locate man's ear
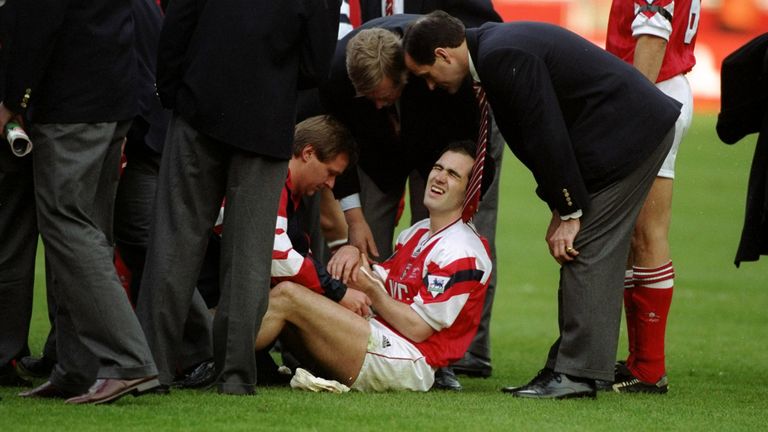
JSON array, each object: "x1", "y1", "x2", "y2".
[
  {"x1": 435, "y1": 47, "x2": 450, "y2": 63},
  {"x1": 301, "y1": 144, "x2": 315, "y2": 162}
]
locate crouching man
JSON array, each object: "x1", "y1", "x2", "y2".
[{"x1": 254, "y1": 141, "x2": 493, "y2": 391}]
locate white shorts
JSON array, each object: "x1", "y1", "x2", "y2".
[
  {"x1": 656, "y1": 74, "x2": 693, "y2": 179},
  {"x1": 351, "y1": 319, "x2": 435, "y2": 392}
]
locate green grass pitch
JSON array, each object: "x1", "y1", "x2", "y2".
[{"x1": 1, "y1": 114, "x2": 766, "y2": 431}]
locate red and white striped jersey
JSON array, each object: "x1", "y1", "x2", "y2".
[
  {"x1": 606, "y1": 0, "x2": 700, "y2": 83},
  {"x1": 371, "y1": 218, "x2": 492, "y2": 368},
  {"x1": 270, "y1": 171, "x2": 347, "y2": 301}
]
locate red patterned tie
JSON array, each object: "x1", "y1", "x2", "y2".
[
  {"x1": 348, "y1": 0, "x2": 362, "y2": 27},
  {"x1": 385, "y1": 0, "x2": 394, "y2": 16},
  {"x1": 461, "y1": 83, "x2": 489, "y2": 222}
]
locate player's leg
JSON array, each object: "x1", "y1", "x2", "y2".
[
  {"x1": 255, "y1": 282, "x2": 370, "y2": 385},
  {"x1": 623, "y1": 177, "x2": 674, "y2": 387},
  {"x1": 619, "y1": 75, "x2": 691, "y2": 391}
]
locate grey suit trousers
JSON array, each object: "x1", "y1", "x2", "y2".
[
  {"x1": 136, "y1": 114, "x2": 286, "y2": 394},
  {"x1": 545, "y1": 127, "x2": 676, "y2": 381},
  {"x1": 0, "y1": 145, "x2": 37, "y2": 367},
  {"x1": 32, "y1": 121, "x2": 157, "y2": 393}
]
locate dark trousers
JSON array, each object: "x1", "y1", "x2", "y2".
[
  {"x1": 32, "y1": 121, "x2": 157, "y2": 393},
  {"x1": 136, "y1": 114, "x2": 287, "y2": 394},
  {"x1": 116, "y1": 138, "x2": 214, "y2": 372},
  {"x1": 0, "y1": 145, "x2": 37, "y2": 367}
]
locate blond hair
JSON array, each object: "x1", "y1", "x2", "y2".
[{"x1": 346, "y1": 28, "x2": 408, "y2": 95}]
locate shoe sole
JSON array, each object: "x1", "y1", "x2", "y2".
[
  {"x1": 511, "y1": 390, "x2": 597, "y2": 400},
  {"x1": 452, "y1": 368, "x2": 492, "y2": 378},
  {"x1": 70, "y1": 378, "x2": 162, "y2": 405}
]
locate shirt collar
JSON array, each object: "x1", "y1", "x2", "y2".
[{"x1": 468, "y1": 50, "x2": 481, "y2": 84}]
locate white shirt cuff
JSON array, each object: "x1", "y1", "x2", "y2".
[
  {"x1": 559, "y1": 209, "x2": 583, "y2": 221},
  {"x1": 339, "y1": 193, "x2": 362, "y2": 212}
]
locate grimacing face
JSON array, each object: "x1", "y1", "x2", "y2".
[
  {"x1": 405, "y1": 52, "x2": 464, "y2": 94},
  {"x1": 423, "y1": 149, "x2": 474, "y2": 214}
]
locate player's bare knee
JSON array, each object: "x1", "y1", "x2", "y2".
[{"x1": 271, "y1": 281, "x2": 306, "y2": 307}]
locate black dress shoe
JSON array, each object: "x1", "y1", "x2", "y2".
[
  {"x1": 432, "y1": 367, "x2": 462, "y2": 391},
  {"x1": 19, "y1": 381, "x2": 78, "y2": 399},
  {"x1": 256, "y1": 349, "x2": 292, "y2": 386},
  {"x1": 0, "y1": 363, "x2": 32, "y2": 387},
  {"x1": 451, "y1": 353, "x2": 492, "y2": 378},
  {"x1": 501, "y1": 367, "x2": 555, "y2": 393},
  {"x1": 503, "y1": 371, "x2": 596, "y2": 400},
  {"x1": 174, "y1": 360, "x2": 216, "y2": 389},
  {"x1": 17, "y1": 355, "x2": 55, "y2": 379}
]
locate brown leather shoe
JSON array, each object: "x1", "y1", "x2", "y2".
[
  {"x1": 18, "y1": 381, "x2": 78, "y2": 399},
  {"x1": 65, "y1": 376, "x2": 160, "y2": 405}
]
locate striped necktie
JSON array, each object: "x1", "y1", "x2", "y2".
[{"x1": 461, "y1": 82, "x2": 489, "y2": 222}]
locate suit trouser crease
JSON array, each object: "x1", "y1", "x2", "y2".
[
  {"x1": 544, "y1": 127, "x2": 676, "y2": 381},
  {"x1": 31, "y1": 122, "x2": 157, "y2": 391},
  {"x1": 137, "y1": 114, "x2": 286, "y2": 392}
]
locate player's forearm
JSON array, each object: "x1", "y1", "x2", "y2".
[
  {"x1": 633, "y1": 34, "x2": 667, "y2": 83},
  {"x1": 369, "y1": 289, "x2": 434, "y2": 343}
]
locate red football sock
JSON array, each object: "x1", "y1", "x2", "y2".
[
  {"x1": 630, "y1": 261, "x2": 674, "y2": 383},
  {"x1": 623, "y1": 270, "x2": 636, "y2": 369}
]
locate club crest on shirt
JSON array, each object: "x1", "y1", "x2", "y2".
[{"x1": 427, "y1": 275, "x2": 450, "y2": 297}]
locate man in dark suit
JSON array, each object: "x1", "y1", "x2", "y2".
[
  {"x1": 0, "y1": 1, "x2": 160, "y2": 404},
  {"x1": 135, "y1": 0, "x2": 340, "y2": 395},
  {"x1": 0, "y1": 0, "x2": 35, "y2": 389},
  {"x1": 404, "y1": 12, "x2": 681, "y2": 399}
]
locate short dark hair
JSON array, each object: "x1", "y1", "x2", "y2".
[
  {"x1": 293, "y1": 115, "x2": 357, "y2": 165},
  {"x1": 441, "y1": 140, "x2": 496, "y2": 199},
  {"x1": 403, "y1": 10, "x2": 466, "y2": 66}
]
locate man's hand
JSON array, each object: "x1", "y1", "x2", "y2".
[
  {"x1": 546, "y1": 211, "x2": 581, "y2": 265},
  {"x1": 338, "y1": 288, "x2": 372, "y2": 317},
  {"x1": 348, "y1": 253, "x2": 386, "y2": 297},
  {"x1": 344, "y1": 207, "x2": 380, "y2": 259},
  {"x1": 328, "y1": 244, "x2": 361, "y2": 284}
]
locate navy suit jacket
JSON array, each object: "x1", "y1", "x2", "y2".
[
  {"x1": 157, "y1": 0, "x2": 340, "y2": 158},
  {"x1": 320, "y1": 14, "x2": 479, "y2": 197},
  {"x1": 3, "y1": 0, "x2": 137, "y2": 124},
  {"x1": 360, "y1": 0, "x2": 501, "y2": 27},
  {"x1": 717, "y1": 33, "x2": 768, "y2": 265},
  {"x1": 131, "y1": 0, "x2": 170, "y2": 154},
  {"x1": 467, "y1": 22, "x2": 681, "y2": 215}
]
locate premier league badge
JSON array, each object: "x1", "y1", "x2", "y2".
[{"x1": 427, "y1": 275, "x2": 450, "y2": 297}]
